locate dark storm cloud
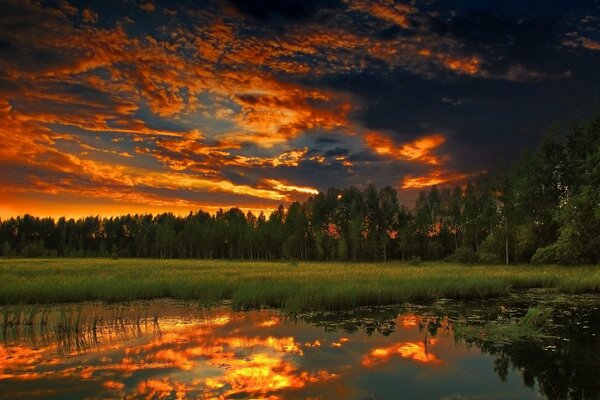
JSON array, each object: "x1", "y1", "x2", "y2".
[{"x1": 429, "y1": 11, "x2": 566, "y2": 77}]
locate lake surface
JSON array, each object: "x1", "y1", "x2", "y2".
[{"x1": 1, "y1": 290, "x2": 599, "y2": 399}]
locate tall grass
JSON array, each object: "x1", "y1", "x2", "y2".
[{"x1": 1, "y1": 259, "x2": 599, "y2": 312}]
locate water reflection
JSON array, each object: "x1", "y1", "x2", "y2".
[
  {"x1": 1, "y1": 296, "x2": 599, "y2": 399},
  {"x1": 466, "y1": 305, "x2": 600, "y2": 400},
  {"x1": 361, "y1": 338, "x2": 441, "y2": 367}
]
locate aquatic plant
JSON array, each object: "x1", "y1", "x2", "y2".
[{"x1": 454, "y1": 307, "x2": 553, "y2": 344}]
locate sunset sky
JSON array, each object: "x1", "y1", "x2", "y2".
[{"x1": 1, "y1": 0, "x2": 600, "y2": 218}]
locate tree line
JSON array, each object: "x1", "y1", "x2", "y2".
[{"x1": 2, "y1": 114, "x2": 599, "y2": 264}]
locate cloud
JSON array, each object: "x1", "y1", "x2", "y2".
[
  {"x1": 82, "y1": 8, "x2": 98, "y2": 24},
  {"x1": 350, "y1": 0, "x2": 415, "y2": 29},
  {"x1": 363, "y1": 131, "x2": 474, "y2": 190},
  {"x1": 401, "y1": 170, "x2": 470, "y2": 189},
  {"x1": 138, "y1": 2, "x2": 156, "y2": 13},
  {"x1": 564, "y1": 36, "x2": 600, "y2": 51},
  {"x1": 264, "y1": 179, "x2": 319, "y2": 195},
  {"x1": 365, "y1": 132, "x2": 446, "y2": 165}
]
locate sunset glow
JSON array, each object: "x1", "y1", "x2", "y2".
[{"x1": 1, "y1": 0, "x2": 599, "y2": 217}]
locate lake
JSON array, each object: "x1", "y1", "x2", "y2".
[{"x1": 1, "y1": 290, "x2": 599, "y2": 399}]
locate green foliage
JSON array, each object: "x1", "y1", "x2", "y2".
[
  {"x1": 531, "y1": 244, "x2": 558, "y2": 265},
  {"x1": 514, "y1": 224, "x2": 538, "y2": 263},
  {"x1": 556, "y1": 186, "x2": 600, "y2": 263},
  {"x1": 531, "y1": 185, "x2": 600, "y2": 265},
  {"x1": 518, "y1": 307, "x2": 552, "y2": 329}
]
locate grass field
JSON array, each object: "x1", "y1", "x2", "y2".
[{"x1": 1, "y1": 259, "x2": 600, "y2": 312}]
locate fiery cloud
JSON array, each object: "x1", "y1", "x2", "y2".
[
  {"x1": 265, "y1": 179, "x2": 319, "y2": 195},
  {"x1": 401, "y1": 170, "x2": 470, "y2": 189},
  {"x1": 365, "y1": 132, "x2": 446, "y2": 165},
  {"x1": 364, "y1": 132, "x2": 472, "y2": 190}
]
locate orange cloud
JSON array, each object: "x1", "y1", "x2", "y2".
[
  {"x1": 265, "y1": 179, "x2": 319, "y2": 195},
  {"x1": 401, "y1": 170, "x2": 470, "y2": 189},
  {"x1": 139, "y1": 2, "x2": 156, "y2": 12},
  {"x1": 363, "y1": 132, "x2": 471, "y2": 190},
  {"x1": 350, "y1": 0, "x2": 416, "y2": 28},
  {"x1": 581, "y1": 37, "x2": 600, "y2": 51},
  {"x1": 444, "y1": 56, "x2": 481, "y2": 75},
  {"x1": 365, "y1": 132, "x2": 446, "y2": 165},
  {"x1": 146, "y1": 133, "x2": 312, "y2": 173}
]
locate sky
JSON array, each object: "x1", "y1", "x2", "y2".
[{"x1": 1, "y1": 0, "x2": 600, "y2": 219}]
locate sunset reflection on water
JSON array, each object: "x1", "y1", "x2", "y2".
[{"x1": 0, "y1": 305, "x2": 539, "y2": 399}]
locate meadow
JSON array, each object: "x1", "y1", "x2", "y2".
[{"x1": 1, "y1": 259, "x2": 600, "y2": 312}]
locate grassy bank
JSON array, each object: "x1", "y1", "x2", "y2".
[{"x1": 1, "y1": 259, "x2": 600, "y2": 312}]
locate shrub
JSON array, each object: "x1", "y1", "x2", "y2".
[
  {"x1": 531, "y1": 245, "x2": 557, "y2": 265},
  {"x1": 450, "y1": 246, "x2": 478, "y2": 263}
]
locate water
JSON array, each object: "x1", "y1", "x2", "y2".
[{"x1": 1, "y1": 291, "x2": 599, "y2": 399}]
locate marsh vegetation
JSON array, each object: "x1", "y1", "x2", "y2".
[{"x1": 2, "y1": 259, "x2": 600, "y2": 312}]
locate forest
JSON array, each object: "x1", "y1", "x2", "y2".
[{"x1": 2, "y1": 114, "x2": 599, "y2": 264}]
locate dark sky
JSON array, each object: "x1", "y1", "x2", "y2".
[{"x1": 1, "y1": 0, "x2": 599, "y2": 217}]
